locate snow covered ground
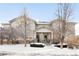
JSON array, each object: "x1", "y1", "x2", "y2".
[{"x1": 0, "y1": 44, "x2": 79, "y2": 56}]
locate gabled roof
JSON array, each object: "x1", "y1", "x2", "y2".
[
  {"x1": 50, "y1": 18, "x2": 77, "y2": 25},
  {"x1": 9, "y1": 16, "x2": 37, "y2": 24},
  {"x1": 8, "y1": 15, "x2": 77, "y2": 25}
]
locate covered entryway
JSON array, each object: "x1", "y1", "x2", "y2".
[{"x1": 36, "y1": 28, "x2": 53, "y2": 44}]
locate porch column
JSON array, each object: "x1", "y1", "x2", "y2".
[
  {"x1": 39, "y1": 33, "x2": 44, "y2": 43},
  {"x1": 51, "y1": 31, "x2": 54, "y2": 43},
  {"x1": 47, "y1": 33, "x2": 51, "y2": 40}
]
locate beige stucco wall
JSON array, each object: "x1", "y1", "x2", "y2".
[{"x1": 0, "y1": 16, "x2": 75, "y2": 44}]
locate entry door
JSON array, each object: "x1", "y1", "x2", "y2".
[
  {"x1": 44, "y1": 35, "x2": 47, "y2": 41},
  {"x1": 44, "y1": 33, "x2": 51, "y2": 43},
  {"x1": 44, "y1": 33, "x2": 48, "y2": 43},
  {"x1": 36, "y1": 34, "x2": 40, "y2": 42}
]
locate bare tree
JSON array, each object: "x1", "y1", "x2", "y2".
[
  {"x1": 56, "y1": 3, "x2": 72, "y2": 48},
  {"x1": 23, "y1": 9, "x2": 27, "y2": 47},
  {"x1": 0, "y1": 27, "x2": 11, "y2": 44},
  {"x1": 9, "y1": 23, "x2": 17, "y2": 44},
  {"x1": 17, "y1": 8, "x2": 28, "y2": 47},
  {"x1": 0, "y1": 27, "x2": 3, "y2": 44}
]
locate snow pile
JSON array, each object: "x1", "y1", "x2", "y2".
[
  {"x1": 0, "y1": 44, "x2": 79, "y2": 56},
  {"x1": 30, "y1": 43, "x2": 45, "y2": 45}
]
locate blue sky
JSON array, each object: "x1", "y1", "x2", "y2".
[{"x1": 0, "y1": 3, "x2": 79, "y2": 23}]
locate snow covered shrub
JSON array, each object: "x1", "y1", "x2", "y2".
[
  {"x1": 64, "y1": 35, "x2": 79, "y2": 49},
  {"x1": 30, "y1": 43, "x2": 45, "y2": 47}
]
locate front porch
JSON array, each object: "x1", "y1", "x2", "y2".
[{"x1": 35, "y1": 28, "x2": 53, "y2": 44}]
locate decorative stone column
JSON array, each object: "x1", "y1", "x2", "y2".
[
  {"x1": 47, "y1": 33, "x2": 51, "y2": 43},
  {"x1": 51, "y1": 31, "x2": 54, "y2": 43},
  {"x1": 47, "y1": 33, "x2": 50, "y2": 39},
  {"x1": 39, "y1": 33, "x2": 44, "y2": 43},
  {"x1": 34, "y1": 32, "x2": 37, "y2": 42}
]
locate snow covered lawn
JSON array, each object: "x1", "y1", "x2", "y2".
[{"x1": 0, "y1": 44, "x2": 79, "y2": 56}]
